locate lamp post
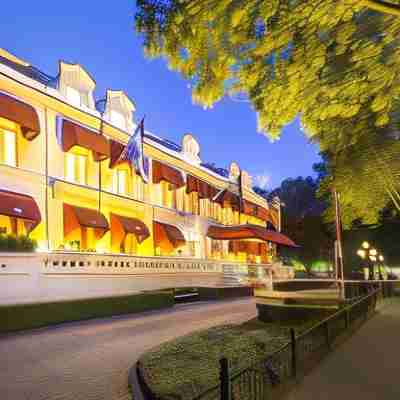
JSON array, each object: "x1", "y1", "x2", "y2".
[{"x1": 357, "y1": 241, "x2": 378, "y2": 280}]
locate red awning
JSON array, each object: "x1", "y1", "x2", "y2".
[
  {"x1": 213, "y1": 189, "x2": 241, "y2": 211},
  {"x1": 152, "y1": 160, "x2": 185, "y2": 188},
  {"x1": 186, "y1": 175, "x2": 218, "y2": 199},
  {"x1": 207, "y1": 224, "x2": 298, "y2": 247},
  {"x1": 0, "y1": 92, "x2": 40, "y2": 140},
  {"x1": 154, "y1": 221, "x2": 185, "y2": 247},
  {"x1": 109, "y1": 139, "x2": 126, "y2": 168},
  {"x1": 64, "y1": 204, "x2": 109, "y2": 237},
  {"x1": 61, "y1": 119, "x2": 110, "y2": 161},
  {"x1": 110, "y1": 213, "x2": 150, "y2": 243},
  {"x1": 0, "y1": 189, "x2": 41, "y2": 233}
]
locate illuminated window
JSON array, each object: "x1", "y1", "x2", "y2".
[
  {"x1": 113, "y1": 168, "x2": 128, "y2": 195},
  {"x1": 110, "y1": 110, "x2": 126, "y2": 131},
  {"x1": 122, "y1": 233, "x2": 138, "y2": 254},
  {"x1": 65, "y1": 151, "x2": 88, "y2": 185},
  {"x1": 133, "y1": 171, "x2": 145, "y2": 201},
  {"x1": 0, "y1": 129, "x2": 17, "y2": 167}
]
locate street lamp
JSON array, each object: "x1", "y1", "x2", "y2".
[{"x1": 357, "y1": 242, "x2": 378, "y2": 280}]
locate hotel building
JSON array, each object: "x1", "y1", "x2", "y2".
[{"x1": 0, "y1": 48, "x2": 296, "y2": 304}]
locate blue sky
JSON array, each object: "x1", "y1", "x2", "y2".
[{"x1": 1, "y1": 1, "x2": 320, "y2": 189}]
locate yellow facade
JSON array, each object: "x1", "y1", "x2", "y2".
[{"x1": 0, "y1": 49, "x2": 281, "y2": 263}]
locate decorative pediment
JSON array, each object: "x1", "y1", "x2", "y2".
[
  {"x1": 181, "y1": 134, "x2": 201, "y2": 164},
  {"x1": 58, "y1": 61, "x2": 96, "y2": 109},
  {"x1": 104, "y1": 90, "x2": 136, "y2": 132}
]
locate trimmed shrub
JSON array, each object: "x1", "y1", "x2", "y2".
[
  {"x1": 0, "y1": 233, "x2": 37, "y2": 252},
  {"x1": 197, "y1": 286, "x2": 252, "y2": 301},
  {"x1": 0, "y1": 290, "x2": 174, "y2": 333}
]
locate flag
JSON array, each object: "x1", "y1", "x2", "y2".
[{"x1": 118, "y1": 117, "x2": 149, "y2": 183}]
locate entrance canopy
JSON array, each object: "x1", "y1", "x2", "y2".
[
  {"x1": 0, "y1": 189, "x2": 41, "y2": 233},
  {"x1": 207, "y1": 224, "x2": 298, "y2": 247}
]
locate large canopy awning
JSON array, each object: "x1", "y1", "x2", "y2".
[
  {"x1": 0, "y1": 189, "x2": 41, "y2": 233},
  {"x1": 152, "y1": 160, "x2": 185, "y2": 188},
  {"x1": 64, "y1": 204, "x2": 109, "y2": 237},
  {"x1": 110, "y1": 213, "x2": 150, "y2": 243},
  {"x1": 207, "y1": 224, "x2": 298, "y2": 247},
  {"x1": 0, "y1": 92, "x2": 40, "y2": 140},
  {"x1": 154, "y1": 221, "x2": 186, "y2": 247},
  {"x1": 61, "y1": 119, "x2": 110, "y2": 161}
]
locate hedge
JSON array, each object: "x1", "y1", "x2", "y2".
[
  {"x1": 0, "y1": 290, "x2": 174, "y2": 333},
  {"x1": 197, "y1": 286, "x2": 252, "y2": 301}
]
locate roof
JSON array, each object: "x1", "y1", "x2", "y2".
[
  {"x1": 0, "y1": 53, "x2": 56, "y2": 87},
  {"x1": 0, "y1": 49, "x2": 250, "y2": 183}
]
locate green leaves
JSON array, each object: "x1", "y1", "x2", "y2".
[{"x1": 135, "y1": 0, "x2": 400, "y2": 226}]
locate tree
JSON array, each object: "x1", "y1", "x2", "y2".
[
  {"x1": 135, "y1": 1, "x2": 400, "y2": 226},
  {"x1": 259, "y1": 174, "x2": 334, "y2": 268}
]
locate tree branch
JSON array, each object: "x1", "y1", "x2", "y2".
[{"x1": 362, "y1": 0, "x2": 400, "y2": 16}]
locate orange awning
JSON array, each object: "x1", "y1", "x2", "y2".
[
  {"x1": 111, "y1": 213, "x2": 150, "y2": 243},
  {"x1": 64, "y1": 204, "x2": 109, "y2": 237},
  {"x1": 207, "y1": 224, "x2": 298, "y2": 247},
  {"x1": 0, "y1": 189, "x2": 41, "y2": 233},
  {"x1": 152, "y1": 160, "x2": 185, "y2": 188},
  {"x1": 61, "y1": 119, "x2": 110, "y2": 161},
  {"x1": 0, "y1": 92, "x2": 40, "y2": 140},
  {"x1": 154, "y1": 221, "x2": 185, "y2": 247}
]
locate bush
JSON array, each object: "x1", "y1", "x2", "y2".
[
  {"x1": 0, "y1": 290, "x2": 174, "y2": 333},
  {"x1": 0, "y1": 233, "x2": 37, "y2": 252}
]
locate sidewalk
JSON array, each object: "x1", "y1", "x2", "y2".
[{"x1": 286, "y1": 297, "x2": 400, "y2": 400}]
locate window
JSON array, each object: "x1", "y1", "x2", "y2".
[
  {"x1": 122, "y1": 233, "x2": 138, "y2": 254},
  {"x1": 113, "y1": 168, "x2": 128, "y2": 195},
  {"x1": 110, "y1": 110, "x2": 126, "y2": 131},
  {"x1": 133, "y1": 172, "x2": 145, "y2": 201},
  {"x1": 0, "y1": 129, "x2": 17, "y2": 167},
  {"x1": 65, "y1": 151, "x2": 88, "y2": 185}
]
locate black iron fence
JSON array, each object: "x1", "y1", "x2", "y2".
[{"x1": 195, "y1": 283, "x2": 392, "y2": 400}]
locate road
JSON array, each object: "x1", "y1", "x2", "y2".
[
  {"x1": 286, "y1": 297, "x2": 400, "y2": 400},
  {"x1": 0, "y1": 298, "x2": 256, "y2": 400}
]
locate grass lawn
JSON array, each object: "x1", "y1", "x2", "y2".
[{"x1": 138, "y1": 312, "x2": 332, "y2": 400}]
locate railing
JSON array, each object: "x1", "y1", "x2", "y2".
[{"x1": 194, "y1": 283, "x2": 392, "y2": 400}]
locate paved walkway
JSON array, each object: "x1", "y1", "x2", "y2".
[
  {"x1": 0, "y1": 298, "x2": 256, "y2": 400},
  {"x1": 286, "y1": 297, "x2": 400, "y2": 400}
]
